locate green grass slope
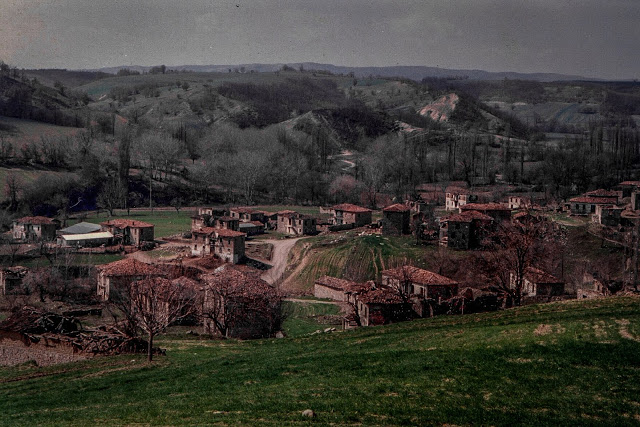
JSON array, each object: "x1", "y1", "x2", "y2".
[{"x1": 2, "y1": 297, "x2": 640, "y2": 425}]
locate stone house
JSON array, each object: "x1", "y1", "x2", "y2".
[
  {"x1": 201, "y1": 265, "x2": 280, "y2": 339},
  {"x1": 618, "y1": 181, "x2": 640, "y2": 198},
  {"x1": 331, "y1": 203, "x2": 372, "y2": 227},
  {"x1": 593, "y1": 205, "x2": 623, "y2": 227},
  {"x1": 190, "y1": 214, "x2": 210, "y2": 231},
  {"x1": 381, "y1": 266, "x2": 458, "y2": 301},
  {"x1": 568, "y1": 196, "x2": 618, "y2": 215},
  {"x1": 507, "y1": 196, "x2": 530, "y2": 210},
  {"x1": 585, "y1": 188, "x2": 620, "y2": 203},
  {"x1": 460, "y1": 203, "x2": 511, "y2": 222},
  {"x1": 313, "y1": 276, "x2": 369, "y2": 302},
  {"x1": 445, "y1": 189, "x2": 477, "y2": 211},
  {"x1": 100, "y1": 219, "x2": 154, "y2": 246},
  {"x1": 382, "y1": 204, "x2": 411, "y2": 236},
  {"x1": 12, "y1": 216, "x2": 58, "y2": 242},
  {"x1": 355, "y1": 286, "x2": 409, "y2": 327},
  {"x1": 229, "y1": 207, "x2": 265, "y2": 224},
  {"x1": 439, "y1": 210, "x2": 493, "y2": 250},
  {"x1": 276, "y1": 211, "x2": 317, "y2": 235},
  {"x1": 511, "y1": 267, "x2": 564, "y2": 297},
  {"x1": 214, "y1": 216, "x2": 240, "y2": 231},
  {"x1": 191, "y1": 227, "x2": 246, "y2": 264},
  {"x1": 0, "y1": 266, "x2": 29, "y2": 295},
  {"x1": 96, "y1": 258, "x2": 166, "y2": 300},
  {"x1": 238, "y1": 221, "x2": 264, "y2": 236}
]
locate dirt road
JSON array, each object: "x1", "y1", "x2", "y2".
[{"x1": 260, "y1": 237, "x2": 305, "y2": 285}]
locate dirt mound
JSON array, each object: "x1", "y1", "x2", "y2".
[{"x1": 417, "y1": 93, "x2": 460, "y2": 122}]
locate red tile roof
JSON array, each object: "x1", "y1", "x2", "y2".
[
  {"x1": 202, "y1": 265, "x2": 274, "y2": 296},
  {"x1": 101, "y1": 219, "x2": 154, "y2": 228},
  {"x1": 569, "y1": 196, "x2": 618, "y2": 204},
  {"x1": 230, "y1": 207, "x2": 255, "y2": 214},
  {"x1": 382, "y1": 266, "x2": 458, "y2": 286},
  {"x1": 383, "y1": 203, "x2": 411, "y2": 212},
  {"x1": 442, "y1": 210, "x2": 493, "y2": 223},
  {"x1": 193, "y1": 227, "x2": 246, "y2": 238},
  {"x1": 619, "y1": 181, "x2": 640, "y2": 187},
  {"x1": 16, "y1": 216, "x2": 55, "y2": 225},
  {"x1": 192, "y1": 227, "x2": 218, "y2": 235},
  {"x1": 214, "y1": 228, "x2": 246, "y2": 238},
  {"x1": 332, "y1": 203, "x2": 372, "y2": 213},
  {"x1": 524, "y1": 267, "x2": 563, "y2": 284},
  {"x1": 585, "y1": 189, "x2": 619, "y2": 198},
  {"x1": 460, "y1": 203, "x2": 510, "y2": 212},
  {"x1": 357, "y1": 286, "x2": 404, "y2": 304},
  {"x1": 97, "y1": 258, "x2": 165, "y2": 277}
]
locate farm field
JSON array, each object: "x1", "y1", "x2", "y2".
[
  {"x1": 1, "y1": 297, "x2": 639, "y2": 425},
  {"x1": 80, "y1": 209, "x2": 194, "y2": 239}
]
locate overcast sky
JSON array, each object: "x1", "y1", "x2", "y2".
[{"x1": 0, "y1": 0, "x2": 638, "y2": 79}]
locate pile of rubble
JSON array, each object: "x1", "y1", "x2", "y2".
[{"x1": 0, "y1": 306, "x2": 161, "y2": 358}]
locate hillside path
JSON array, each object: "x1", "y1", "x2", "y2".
[{"x1": 260, "y1": 237, "x2": 305, "y2": 285}]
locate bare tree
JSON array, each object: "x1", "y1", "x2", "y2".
[
  {"x1": 201, "y1": 267, "x2": 283, "y2": 339},
  {"x1": 480, "y1": 216, "x2": 562, "y2": 306},
  {"x1": 97, "y1": 177, "x2": 126, "y2": 216},
  {"x1": 128, "y1": 277, "x2": 199, "y2": 362}
]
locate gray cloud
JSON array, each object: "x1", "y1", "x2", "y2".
[{"x1": 0, "y1": 0, "x2": 637, "y2": 79}]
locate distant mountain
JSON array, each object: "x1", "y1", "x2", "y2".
[{"x1": 87, "y1": 62, "x2": 591, "y2": 82}]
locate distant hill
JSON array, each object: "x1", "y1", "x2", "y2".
[{"x1": 88, "y1": 62, "x2": 591, "y2": 82}]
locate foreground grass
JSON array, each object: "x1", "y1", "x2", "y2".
[{"x1": 2, "y1": 297, "x2": 640, "y2": 425}]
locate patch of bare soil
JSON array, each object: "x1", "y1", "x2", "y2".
[{"x1": 616, "y1": 319, "x2": 640, "y2": 342}]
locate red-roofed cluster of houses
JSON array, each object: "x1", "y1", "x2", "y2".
[{"x1": 314, "y1": 263, "x2": 564, "y2": 328}]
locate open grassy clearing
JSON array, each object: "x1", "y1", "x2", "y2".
[
  {"x1": 286, "y1": 232, "x2": 432, "y2": 293},
  {"x1": 3, "y1": 253, "x2": 124, "y2": 269},
  {"x1": 1, "y1": 297, "x2": 639, "y2": 425},
  {"x1": 282, "y1": 301, "x2": 342, "y2": 338},
  {"x1": 80, "y1": 209, "x2": 193, "y2": 239}
]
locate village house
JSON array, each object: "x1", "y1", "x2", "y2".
[
  {"x1": 381, "y1": 266, "x2": 458, "y2": 301},
  {"x1": 96, "y1": 258, "x2": 166, "y2": 300},
  {"x1": 313, "y1": 275, "x2": 369, "y2": 303},
  {"x1": 198, "y1": 207, "x2": 226, "y2": 217},
  {"x1": 618, "y1": 181, "x2": 640, "y2": 198},
  {"x1": 382, "y1": 204, "x2": 411, "y2": 236},
  {"x1": 577, "y1": 272, "x2": 609, "y2": 299},
  {"x1": 190, "y1": 214, "x2": 210, "y2": 231},
  {"x1": 568, "y1": 196, "x2": 618, "y2": 215},
  {"x1": 238, "y1": 221, "x2": 265, "y2": 236},
  {"x1": 631, "y1": 191, "x2": 640, "y2": 211},
  {"x1": 331, "y1": 203, "x2": 372, "y2": 227},
  {"x1": 191, "y1": 227, "x2": 246, "y2": 264},
  {"x1": 100, "y1": 219, "x2": 154, "y2": 246},
  {"x1": 460, "y1": 203, "x2": 511, "y2": 222},
  {"x1": 512, "y1": 267, "x2": 565, "y2": 297},
  {"x1": 59, "y1": 231, "x2": 114, "y2": 248},
  {"x1": 439, "y1": 210, "x2": 493, "y2": 250},
  {"x1": 592, "y1": 205, "x2": 623, "y2": 227},
  {"x1": 202, "y1": 265, "x2": 280, "y2": 339},
  {"x1": 214, "y1": 216, "x2": 240, "y2": 231},
  {"x1": 507, "y1": 196, "x2": 530, "y2": 210},
  {"x1": 229, "y1": 207, "x2": 265, "y2": 224},
  {"x1": 0, "y1": 266, "x2": 29, "y2": 295},
  {"x1": 355, "y1": 286, "x2": 409, "y2": 327},
  {"x1": 276, "y1": 211, "x2": 317, "y2": 235},
  {"x1": 585, "y1": 188, "x2": 620, "y2": 203},
  {"x1": 445, "y1": 188, "x2": 477, "y2": 211},
  {"x1": 12, "y1": 216, "x2": 58, "y2": 242}
]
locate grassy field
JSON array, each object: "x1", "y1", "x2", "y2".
[
  {"x1": 1, "y1": 297, "x2": 640, "y2": 425},
  {"x1": 80, "y1": 209, "x2": 193, "y2": 239},
  {"x1": 282, "y1": 300, "x2": 342, "y2": 337},
  {"x1": 285, "y1": 231, "x2": 434, "y2": 293}
]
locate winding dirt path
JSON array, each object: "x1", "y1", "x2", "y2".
[{"x1": 260, "y1": 238, "x2": 305, "y2": 285}]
